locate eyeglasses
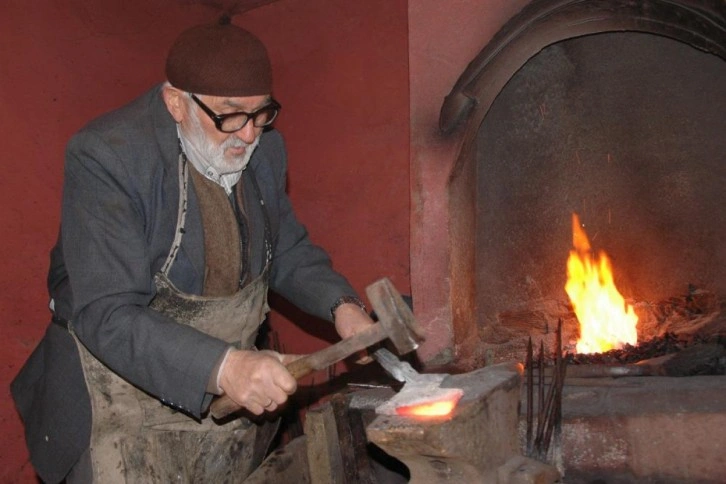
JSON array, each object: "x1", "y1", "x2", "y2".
[{"x1": 189, "y1": 93, "x2": 281, "y2": 133}]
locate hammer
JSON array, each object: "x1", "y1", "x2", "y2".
[{"x1": 209, "y1": 277, "x2": 424, "y2": 419}]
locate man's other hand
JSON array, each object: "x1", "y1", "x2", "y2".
[
  {"x1": 333, "y1": 303, "x2": 376, "y2": 364},
  {"x1": 333, "y1": 302, "x2": 375, "y2": 339}
]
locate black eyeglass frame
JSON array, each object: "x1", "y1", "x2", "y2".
[{"x1": 189, "y1": 93, "x2": 281, "y2": 133}]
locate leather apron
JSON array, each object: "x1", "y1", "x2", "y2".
[{"x1": 70, "y1": 153, "x2": 277, "y2": 483}]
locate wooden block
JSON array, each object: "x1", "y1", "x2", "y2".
[
  {"x1": 330, "y1": 394, "x2": 376, "y2": 484},
  {"x1": 304, "y1": 401, "x2": 345, "y2": 484}
]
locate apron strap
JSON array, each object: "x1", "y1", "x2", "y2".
[{"x1": 160, "y1": 151, "x2": 189, "y2": 276}]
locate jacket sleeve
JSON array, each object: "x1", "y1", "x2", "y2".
[
  {"x1": 61, "y1": 130, "x2": 228, "y2": 418},
  {"x1": 260, "y1": 132, "x2": 361, "y2": 321}
]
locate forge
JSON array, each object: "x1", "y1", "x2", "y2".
[
  {"x1": 433, "y1": 1, "x2": 726, "y2": 367},
  {"x1": 251, "y1": 1, "x2": 725, "y2": 482}
]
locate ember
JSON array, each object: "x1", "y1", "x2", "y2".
[
  {"x1": 565, "y1": 213, "x2": 638, "y2": 354},
  {"x1": 566, "y1": 332, "x2": 684, "y2": 365}
]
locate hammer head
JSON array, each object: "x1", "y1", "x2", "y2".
[{"x1": 365, "y1": 277, "x2": 425, "y2": 355}]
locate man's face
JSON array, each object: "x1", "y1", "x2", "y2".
[{"x1": 178, "y1": 93, "x2": 270, "y2": 174}]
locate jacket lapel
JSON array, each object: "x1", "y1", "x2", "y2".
[{"x1": 150, "y1": 85, "x2": 206, "y2": 289}]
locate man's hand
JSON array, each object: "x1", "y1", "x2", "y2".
[
  {"x1": 333, "y1": 302, "x2": 376, "y2": 364},
  {"x1": 333, "y1": 302, "x2": 375, "y2": 339},
  {"x1": 218, "y1": 349, "x2": 297, "y2": 415}
]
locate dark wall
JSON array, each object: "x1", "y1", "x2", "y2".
[
  {"x1": 475, "y1": 32, "x2": 726, "y2": 327},
  {"x1": 0, "y1": 0, "x2": 409, "y2": 480}
]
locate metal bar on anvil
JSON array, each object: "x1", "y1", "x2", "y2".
[{"x1": 372, "y1": 348, "x2": 463, "y2": 416}]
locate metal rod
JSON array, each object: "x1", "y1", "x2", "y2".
[
  {"x1": 536, "y1": 362, "x2": 558, "y2": 458},
  {"x1": 534, "y1": 341, "x2": 546, "y2": 451},
  {"x1": 541, "y1": 320, "x2": 564, "y2": 458},
  {"x1": 526, "y1": 337, "x2": 534, "y2": 455}
]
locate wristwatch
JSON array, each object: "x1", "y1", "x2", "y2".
[{"x1": 330, "y1": 295, "x2": 367, "y2": 322}]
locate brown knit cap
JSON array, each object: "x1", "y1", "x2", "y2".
[{"x1": 166, "y1": 15, "x2": 272, "y2": 97}]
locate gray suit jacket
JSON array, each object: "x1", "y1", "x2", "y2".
[{"x1": 11, "y1": 85, "x2": 358, "y2": 483}]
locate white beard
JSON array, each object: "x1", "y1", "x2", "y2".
[{"x1": 180, "y1": 104, "x2": 260, "y2": 176}]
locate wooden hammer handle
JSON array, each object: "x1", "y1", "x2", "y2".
[
  {"x1": 210, "y1": 323, "x2": 386, "y2": 419},
  {"x1": 285, "y1": 323, "x2": 385, "y2": 379}
]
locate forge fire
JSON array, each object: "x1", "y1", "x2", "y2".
[{"x1": 565, "y1": 213, "x2": 638, "y2": 354}]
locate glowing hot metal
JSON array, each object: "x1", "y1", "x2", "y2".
[
  {"x1": 373, "y1": 348, "x2": 463, "y2": 417},
  {"x1": 394, "y1": 393, "x2": 463, "y2": 417}
]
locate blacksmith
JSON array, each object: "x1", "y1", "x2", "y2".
[{"x1": 11, "y1": 15, "x2": 373, "y2": 483}]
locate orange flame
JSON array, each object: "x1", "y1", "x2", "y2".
[
  {"x1": 395, "y1": 393, "x2": 462, "y2": 418},
  {"x1": 565, "y1": 213, "x2": 638, "y2": 354}
]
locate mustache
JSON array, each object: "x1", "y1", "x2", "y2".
[{"x1": 223, "y1": 137, "x2": 250, "y2": 150}]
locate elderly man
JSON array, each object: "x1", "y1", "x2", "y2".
[{"x1": 12, "y1": 15, "x2": 373, "y2": 483}]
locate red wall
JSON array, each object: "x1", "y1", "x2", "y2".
[
  {"x1": 0, "y1": 0, "x2": 409, "y2": 481},
  {"x1": 408, "y1": 0, "x2": 529, "y2": 364}
]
